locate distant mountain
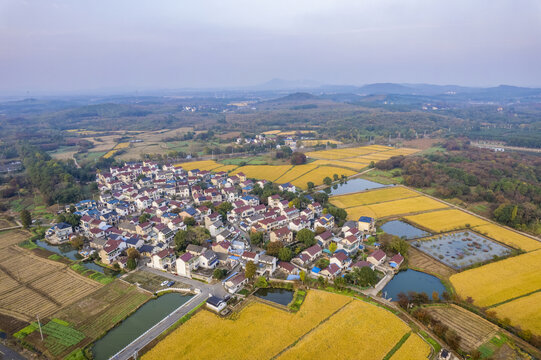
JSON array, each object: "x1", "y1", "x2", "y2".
[
  {"x1": 269, "y1": 92, "x2": 318, "y2": 102},
  {"x1": 251, "y1": 78, "x2": 322, "y2": 91}
]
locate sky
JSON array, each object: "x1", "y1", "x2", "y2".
[{"x1": 1, "y1": 0, "x2": 540, "y2": 94}]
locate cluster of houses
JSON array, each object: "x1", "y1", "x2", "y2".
[{"x1": 44, "y1": 160, "x2": 404, "y2": 294}]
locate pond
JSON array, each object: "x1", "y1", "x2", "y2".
[
  {"x1": 36, "y1": 240, "x2": 78, "y2": 261},
  {"x1": 81, "y1": 261, "x2": 106, "y2": 273},
  {"x1": 254, "y1": 288, "x2": 294, "y2": 306},
  {"x1": 413, "y1": 231, "x2": 511, "y2": 269},
  {"x1": 382, "y1": 270, "x2": 446, "y2": 301},
  {"x1": 92, "y1": 293, "x2": 193, "y2": 360},
  {"x1": 380, "y1": 220, "x2": 430, "y2": 240},
  {"x1": 326, "y1": 178, "x2": 388, "y2": 196}
]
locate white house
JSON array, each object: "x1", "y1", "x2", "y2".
[{"x1": 176, "y1": 252, "x2": 199, "y2": 277}]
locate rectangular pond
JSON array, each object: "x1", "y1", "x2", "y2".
[
  {"x1": 254, "y1": 288, "x2": 294, "y2": 306},
  {"x1": 36, "y1": 240, "x2": 79, "y2": 260},
  {"x1": 380, "y1": 220, "x2": 430, "y2": 240},
  {"x1": 325, "y1": 178, "x2": 388, "y2": 196},
  {"x1": 413, "y1": 231, "x2": 512, "y2": 269},
  {"x1": 92, "y1": 292, "x2": 193, "y2": 360}
]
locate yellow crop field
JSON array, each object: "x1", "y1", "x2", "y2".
[
  {"x1": 103, "y1": 150, "x2": 117, "y2": 159},
  {"x1": 389, "y1": 334, "x2": 431, "y2": 360},
  {"x1": 143, "y1": 290, "x2": 351, "y2": 360},
  {"x1": 300, "y1": 139, "x2": 341, "y2": 146},
  {"x1": 305, "y1": 145, "x2": 389, "y2": 160},
  {"x1": 262, "y1": 130, "x2": 281, "y2": 135},
  {"x1": 311, "y1": 160, "x2": 368, "y2": 171},
  {"x1": 176, "y1": 160, "x2": 222, "y2": 171},
  {"x1": 291, "y1": 166, "x2": 356, "y2": 188},
  {"x1": 211, "y1": 164, "x2": 238, "y2": 173},
  {"x1": 278, "y1": 300, "x2": 410, "y2": 360},
  {"x1": 114, "y1": 142, "x2": 130, "y2": 149},
  {"x1": 473, "y1": 224, "x2": 541, "y2": 252},
  {"x1": 279, "y1": 130, "x2": 315, "y2": 135},
  {"x1": 404, "y1": 209, "x2": 489, "y2": 233},
  {"x1": 305, "y1": 150, "x2": 349, "y2": 159},
  {"x1": 450, "y1": 250, "x2": 541, "y2": 307},
  {"x1": 274, "y1": 165, "x2": 318, "y2": 184},
  {"x1": 345, "y1": 196, "x2": 448, "y2": 220},
  {"x1": 493, "y1": 291, "x2": 541, "y2": 336},
  {"x1": 233, "y1": 165, "x2": 293, "y2": 182},
  {"x1": 362, "y1": 145, "x2": 394, "y2": 151},
  {"x1": 330, "y1": 187, "x2": 419, "y2": 208},
  {"x1": 339, "y1": 157, "x2": 373, "y2": 164}
]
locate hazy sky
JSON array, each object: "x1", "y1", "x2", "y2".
[{"x1": 1, "y1": 0, "x2": 540, "y2": 93}]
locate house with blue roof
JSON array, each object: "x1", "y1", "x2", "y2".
[
  {"x1": 358, "y1": 216, "x2": 376, "y2": 234},
  {"x1": 45, "y1": 222, "x2": 73, "y2": 244}
]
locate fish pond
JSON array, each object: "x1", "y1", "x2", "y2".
[
  {"x1": 383, "y1": 269, "x2": 446, "y2": 301},
  {"x1": 380, "y1": 220, "x2": 430, "y2": 239},
  {"x1": 326, "y1": 178, "x2": 388, "y2": 196},
  {"x1": 92, "y1": 292, "x2": 193, "y2": 360},
  {"x1": 36, "y1": 240, "x2": 79, "y2": 260},
  {"x1": 413, "y1": 231, "x2": 511, "y2": 270},
  {"x1": 254, "y1": 288, "x2": 294, "y2": 306}
]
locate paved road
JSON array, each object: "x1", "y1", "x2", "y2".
[
  {"x1": 111, "y1": 268, "x2": 228, "y2": 360},
  {"x1": 0, "y1": 344, "x2": 26, "y2": 360}
]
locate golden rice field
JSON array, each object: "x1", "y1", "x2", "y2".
[
  {"x1": 144, "y1": 291, "x2": 422, "y2": 360},
  {"x1": 211, "y1": 164, "x2": 239, "y2": 173},
  {"x1": 103, "y1": 150, "x2": 117, "y2": 159},
  {"x1": 274, "y1": 164, "x2": 318, "y2": 184},
  {"x1": 473, "y1": 224, "x2": 541, "y2": 252},
  {"x1": 404, "y1": 209, "x2": 489, "y2": 233},
  {"x1": 233, "y1": 165, "x2": 293, "y2": 182},
  {"x1": 311, "y1": 159, "x2": 369, "y2": 171},
  {"x1": 261, "y1": 130, "x2": 282, "y2": 135},
  {"x1": 143, "y1": 290, "x2": 351, "y2": 360},
  {"x1": 330, "y1": 186, "x2": 420, "y2": 208},
  {"x1": 492, "y1": 291, "x2": 541, "y2": 336},
  {"x1": 450, "y1": 250, "x2": 541, "y2": 307},
  {"x1": 114, "y1": 142, "x2": 130, "y2": 149},
  {"x1": 305, "y1": 150, "x2": 351, "y2": 159},
  {"x1": 389, "y1": 334, "x2": 431, "y2": 360},
  {"x1": 277, "y1": 300, "x2": 411, "y2": 360},
  {"x1": 345, "y1": 196, "x2": 448, "y2": 220},
  {"x1": 291, "y1": 166, "x2": 357, "y2": 188},
  {"x1": 300, "y1": 139, "x2": 341, "y2": 146},
  {"x1": 176, "y1": 160, "x2": 222, "y2": 171}
]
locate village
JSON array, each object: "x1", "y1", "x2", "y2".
[{"x1": 44, "y1": 160, "x2": 405, "y2": 302}]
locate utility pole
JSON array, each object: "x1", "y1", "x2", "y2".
[{"x1": 37, "y1": 315, "x2": 43, "y2": 341}]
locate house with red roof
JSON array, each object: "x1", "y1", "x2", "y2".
[{"x1": 367, "y1": 249, "x2": 387, "y2": 266}]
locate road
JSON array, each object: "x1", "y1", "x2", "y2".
[
  {"x1": 111, "y1": 268, "x2": 228, "y2": 360},
  {"x1": 0, "y1": 344, "x2": 26, "y2": 360}
]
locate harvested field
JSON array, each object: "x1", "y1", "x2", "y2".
[
  {"x1": 492, "y1": 291, "x2": 541, "y2": 336},
  {"x1": 0, "y1": 229, "x2": 29, "y2": 249},
  {"x1": 425, "y1": 305, "x2": 498, "y2": 352},
  {"x1": 450, "y1": 250, "x2": 541, "y2": 307},
  {"x1": 404, "y1": 209, "x2": 489, "y2": 233},
  {"x1": 277, "y1": 300, "x2": 411, "y2": 360},
  {"x1": 232, "y1": 165, "x2": 293, "y2": 182},
  {"x1": 0, "y1": 313, "x2": 28, "y2": 334},
  {"x1": 175, "y1": 160, "x2": 222, "y2": 171},
  {"x1": 345, "y1": 196, "x2": 448, "y2": 219},
  {"x1": 330, "y1": 187, "x2": 419, "y2": 208},
  {"x1": 274, "y1": 164, "x2": 318, "y2": 184},
  {"x1": 291, "y1": 166, "x2": 356, "y2": 188},
  {"x1": 311, "y1": 159, "x2": 369, "y2": 171},
  {"x1": 0, "y1": 243, "x2": 101, "y2": 321},
  {"x1": 473, "y1": 224, "x2": 541, "y2": 252},
  {"x1": 389, "y1": 333, "x2": 431, "y2": 360},
  {"x1": 409, "y1": 247, "x2": 457, "y2": 278},
  {"x1": 123, "y1": 270, "x2": 190, "y2": 293}
]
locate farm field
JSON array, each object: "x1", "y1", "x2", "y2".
[
  {"x1": 123, "y1": 270, "x2": 190, "y2": 293},
  {"x1": 330, "y1": 186, "x2": 419, "y2": 208},
  {"x1": 0, "y1": 229, "x2": 29, "y2": 249},
  {"x1": 389, "y1": 333, "x2": 431, "y2": 360},
  {"x1": 211, "y1": 164, "x2": 239, "y2": 173},
  {"x1": 473, "y1": 224, "x2": 541, "y2": 252},
  {"x1": 143, "y1": 290, "x2": 425, "y2": 360},
  {"x1": 0, "y1": 236, "x2": 102, "y2": 322},
  {"x1": 311, "y1": 159, "x2": 369, "y2": 171},
  {"x1": 449, "y1": 250, "x2": 541, "y2": 307},
  {"x1": 176, "y1": 160, "x2": 222, "y2": 171},
  {"x1": 291, "y1": 166, "x2": 356, "y2": 188},
  {"x1": 409, "y1": 247, "x2": 457, "y2": 278},
  {"x1": 492, "y1": 291, "x2": 541, "y2": 336},
  {"x1": 425, "y1": 305, "x2": 499, "y2": 352},
  {"x1": 277, "y1": 300, "x2": 411, "y2": 360},
  {"x1": 300, "y1": 139, "x2": 341, "y2": 146},
  {"x1": 274, "y1": 164, "x2": 318, "y2": 184},
  {"x1": 404, "y1": 209, "x2": 489, "y2": 233},
  {"x1": 344, "y1": 196, "x2": 448, "y2": 220},
  {"x1": 232, "y1": 165, "x2": 293, "y2": 182}
]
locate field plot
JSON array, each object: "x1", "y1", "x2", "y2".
[
  {"x1": 0, "y1": 243, "x2": 101, "y2": 321},
  {"x1": 277, "y1": 300, "x2": 411, "y2": 360},
  {"x1": 0, "y1": 229, "x2": 29, "y2": 249},
  {"x1": 300, "y1": 139, "x2": 341, "y2": 146},
  {"x1": 425, "y1": 305, "x2": 499, "y2": 352},
  {"x1": 311, "y1": 159, "x2": 369, "y2": 171},
  {"x1": 450, "y1": 250, "x2": 541, "y2": 307},
  {"x1": 291, "y1": 166, "x2": 356, "y2": 188},
  {"x1": 274, "y1": 164, "x2": 318, "y2": 184},
  {"x1": 345, "y1": 196, "x2": 448, "y2": 220},
  {"x1": 409, "y1": 247, "x2": 457, "y2": 278},
  {"x1": 383, "y1": 148, "x2": 420, "y2": 156},
  {"x1": 404, "y1": 209, "x2": 489, "y2": 233},
  {"x1": 330, "y1": 186, "x2": 419, "y2": 208},
  {"x1": 232, "y1": 165, "x2": 293, "y2": 182},
  {"x1": 143, "y1": 290, "x2": 351, "y2": 360},
  {"x1": 492, "y1": 292, "x2": 541, "y2": 336},
  {"x1": 211, "y1": 164, "x2": 239, "y2": 173},
  {"x1": 389, "y1": 333, "x2": 431, "y2": 360},
  {"x1": 473, "y1": 224, "x2": 541, "y2": 252},
  {"x1": 175, "y1": 160, "x2": 222, "y2": 171}
]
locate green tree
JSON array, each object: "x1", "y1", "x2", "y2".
[
  {"x1": 127, "y1": 248, "x2": 140, "y2": 259},
  {"x1": 323, "y1": 177, "x2": 332, "y2": 186},
  {"x1": 245, "y1": 261, "x2": 257, "y2": 279},
  {"x1": 296, "y1": 228, "x2": 316, "y2": 247},
  {"x1": 139, "y1": 213, "x2": 151, "y2": 224},
  {"x1": 299, "y1": 270, "x2": 306, "y2": 283},
  {"x1": 307, "y1": 181, "x2": 315, "y2": 190},
  {"x1": 70, "y1": 235, "x2": 85, "y2": 250},
  {"x1": 126, "y1": 258, "x2": 137, "y2": 270},
  {"x1": 184, "y1": 216, "x2": 196, "y2": 227},
  {"x1": 333, "y1": 174, "x2": 339, "y2": 181},
  {"x1": 216, "y1": 202, "x2": 233, "y2": 219},
  {"x1": 20, "y1": 210, "x2": 31, "y2": 229},
  {"x1": 250, "y1": 231, "x2": 264, "y2": 246},
  {"x1": 266, "y1": 241, "x2": 283, "y2": 256},
  {"x1": 213, "y1": 268, "x2": 227, "y2": 280},
  {"x1": 278, "y1": 247, "x2": 293, "y2": 261},
  {"x1": 255, "y1": 276, "x2": 268, "y2": 288},
  {"x1": 328, "y1": 242, "x2": 337, "y2": 253}
]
